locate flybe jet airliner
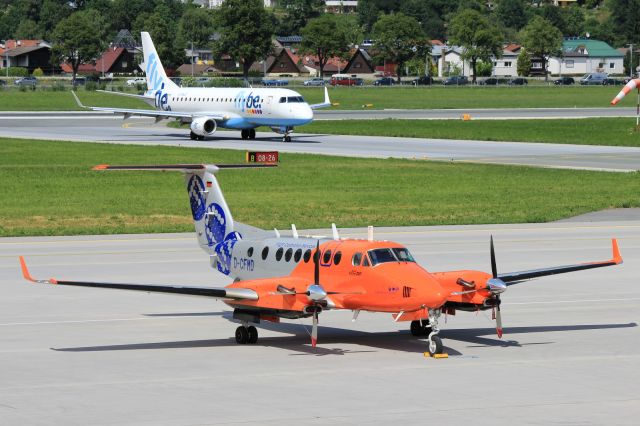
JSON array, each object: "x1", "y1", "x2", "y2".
[{"x1": 89, "y1": 32, "x2": 331, "y2": 142}]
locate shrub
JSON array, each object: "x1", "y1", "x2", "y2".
[
  {"x1": 7, "y1": 67, "x2": 28, "y2": 77},
  {"x1": 32, "y1": 67, "x2": 44, "y2": 77},
  {"x1": 84, "y1": 81, "x2": 98, "y2": 91}
]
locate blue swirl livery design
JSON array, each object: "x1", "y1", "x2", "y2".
[
  {"x1": 187, "y1": 175, "x2": 206, "y2": 221},
  {"x1": 214, "y1": 232, "x2": 242, "y2": 275},
  {"x1": 205, "y1": 203, "x2": 227, "y2": 246}
]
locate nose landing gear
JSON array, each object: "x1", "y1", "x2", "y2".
[{"x1": 426, "y1": 309, "x2": 443, "y2": 356}]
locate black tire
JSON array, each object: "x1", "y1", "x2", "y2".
[
  {"x1": 241, "y1": 129, "x2": 248, "y2": 140},
  {"x1": 247, "y1": 326, "x2": 258, "y2": 344},
  {"x1": 190, "y1": 131, "x2": 197, "y2": 140},
  {"x1": 235, "y1": 326, "x2": 249, "y2": 344},
  {"x1": 428, "y1": 335, "x2": 443, "y2": 355},
  {"x1": 420, "y1": 319, "x2": 432, "y2": 335},
  {"x1": 410, "y1": 320, "x2": 423, "y2": 336},
  {"x1": 249, "y1": 129, "x2": 256, "y2": 139},
  {"x1": 284, "y1": 135, "x2": 291, "y2": 142}
]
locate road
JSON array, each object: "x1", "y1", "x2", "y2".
[
  {"x1": 1, "y1": 114, "x2": 639, "y2": 172},
  {"x1": 1, "y1": 221, "x2": 638, "y2": 424}
]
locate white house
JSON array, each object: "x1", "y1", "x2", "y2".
[{"x1": 548, "y1": 39, "x2": 625, "y2": 76}]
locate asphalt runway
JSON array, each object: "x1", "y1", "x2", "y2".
[
  {"x1": 1, "y1": 222, "x2": 639, "y2": 424},
  {"x1": 1, "y1": 114, "x2": 640, "y2": 172}
]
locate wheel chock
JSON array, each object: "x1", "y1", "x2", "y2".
[
  {"x1": 423, "y1": 352, "x2": 449, "y2": 359},
  {"x1": 462, "y1": 113, "x2": 471, "y2": 121}
]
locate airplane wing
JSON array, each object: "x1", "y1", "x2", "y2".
[
  {"x1": 498, "y1": 238, "x2": 622, "y2": 285},
  {"x1": 18, "y1": 256, "x2": 257, "y2": 300},
  {"x1": 309, "y1": 87, "x2": 332, "y2": 110},
  {"x1": 96, "y1": 89, "x2": 155, "y2": 101}
]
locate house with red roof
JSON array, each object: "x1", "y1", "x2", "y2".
[
  {"x1": 60, "y1": 47, "x2": 137, "y2": 76},
  {"x1": 1, "y1": 40, "x2": 54, "y2": 74}
]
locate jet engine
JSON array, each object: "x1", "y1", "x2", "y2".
[{"x1": 190, "y1": 117, "x2": 217, "y2": 136}]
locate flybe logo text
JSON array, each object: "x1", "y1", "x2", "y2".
[{"x1": 146, "y1": 52, "x2": 164, "y2": 91}]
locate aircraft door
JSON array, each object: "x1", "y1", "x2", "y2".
[{"x1": 265, "y1": 96, "x2": 273, "y2": 115}]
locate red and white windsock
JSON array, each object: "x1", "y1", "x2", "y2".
[{"x1": 611, "y1": 78, "x2": 640, "y2": 105}]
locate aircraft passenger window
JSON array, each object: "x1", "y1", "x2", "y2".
[
  {"x1": 392, "y1": 248, "x2": 415, "y2": 262},
  {"x1": 334, "y1": 251, "x2": 342, "y2": 265},
  {"x1": 368, "y1": 248, "x2": 397, "y2": 266},
  {"x1": 262, "y1": 246, "x2": 269, "y2": 260},
  {"x1": 279, "y1": 97, "x2": 286, "y2": 103},
  {"x1": 247, "y1": 247, "x2": 254, "y2": 258},
  {"x1": 303, "y1": 249, "x2": 312, "y2": 263},
  {"x1": 294, "y1": 249, "x2": 302, "y2": 262},
  {"x1": 363, "y1": 256, "x2": 371, "y2": 267},
  {"x1": 352, "y1": 252, "x2": 362, "y2": 266},
  {"x1": 275, "y1": 247, "x2": 284, "y2": 261},
  {"x1": 322, "y1": 250, "x2": 332, "y2": 263},
  {"x1": 285, "y1": 248, "x2": 293, "y2": 262}
]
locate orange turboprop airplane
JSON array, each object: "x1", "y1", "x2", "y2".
[{"x1": 19, "y1": 164, "x2": 623, "y2": 355}]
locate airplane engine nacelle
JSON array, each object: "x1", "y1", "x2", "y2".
[{"x1": 191, "y1": 117, "x2": 217, "y2": 136}]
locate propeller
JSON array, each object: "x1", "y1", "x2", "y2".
[{"x1": 451, "y1": 236, "x2": 506, "y2": 338}]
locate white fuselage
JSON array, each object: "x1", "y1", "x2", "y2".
[{"x1": 148, "y1": 87, "x2": 314, "y2": 131}]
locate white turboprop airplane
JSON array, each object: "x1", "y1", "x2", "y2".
[{"x1": 85, "y1": 32, "x2": 331, "y2": 142}]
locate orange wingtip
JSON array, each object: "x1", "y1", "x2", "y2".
[
  {"x1": 92, "y1": 164, "x2": 110, "y2": 170},
  {"x1": 612, "y1": 239, "x2": 623, "y2": 264},
  {"x1": 19, "y1": 256, "x2": 36, "y2": 283}
]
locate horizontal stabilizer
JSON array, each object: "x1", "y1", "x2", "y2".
[{"x1": 93, "y1": 163, "x2": 278, "y2": 172}]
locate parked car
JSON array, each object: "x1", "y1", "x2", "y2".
[
  {"x1": 410, "y1": 76, "x2": 433, "y2": 86},
  {"x1": 261, "y1": 78, "x2": 288, "y2": 86},
  {"x1": 580, "y1": 73, "x2": 608, "y2": 85},
  {"x1": 330, "y1": 74, "x2": 362, "y2": 86},
  {"x1": 443, "y1": 76, "x2": 468, "y2": 86},
  {"x1": 508, "y1": 77, "x2": 528, "y2": 85},
  {"x1": 126, "y1": 77, "x2": 146, "y2": 86},
  {"x1": 604, "y1": 78, "x2": 623, "y2": 86},
  {"x1": 303, "y1": 77, "x2": 327, "y2": 86},
  {"x1": 14, "y1": 76, "x2": 37, "y2": 86},
  {"x1": 554, "y1": 76, "x2": 575, "y2": 85},
  {"x1": 374, "y1": 77, "x2": 395, "y2": 86},
  {"x1": 478, "y1": 77, "x2": 507, "y2": 86}
]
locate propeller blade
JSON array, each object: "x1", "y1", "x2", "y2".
[
  {"x1": 495, "y1": 297, "x2": 503, "y2": 338},
  {"x1": 314, "y1": 240, "x2": 320, "y2": 286},
  {"x1": 490, "y1": 235, "x2": 498, "y2": 278},
  {"x1": 311, "y1": 309, "x2": 319, "y2": 347},
  {"x1": 451, "y1": 288, "x2": 480, "y2": 296}
]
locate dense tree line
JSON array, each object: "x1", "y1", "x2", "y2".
[{"x1": 0, "y1": 0, "x2": 636, "y2": 78}]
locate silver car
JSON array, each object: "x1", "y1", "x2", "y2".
[{"x1": 303, "y1": 77, "x2": 326, "y2": 86}]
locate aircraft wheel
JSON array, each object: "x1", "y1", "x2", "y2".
[
  {"x1": 197, "y1": 135, "x2": 205, "y2": 141},
  {"x1": 420, "y1": 319, "x2": 432, "y2": 335},
  {"x1": 428, "y1": 335, "x2": 443, "y2": 355},
  {"x1": 241, "y1": 129, "x2": 248, "y2": 140},
  {"x1": 410, "y1": 320, "x2": 422, "y2": 336},
  {"x1": 235, "y1": 326, "x2": 249, "y2": 344},
  {"x1": 190, "y1": 131, "x2": 197, "y2": 140},
  {"x1": 247, "y1": 326, "x2": 258, "y2": 344},
  {"x1": 284, "y1": 135, "x2": 291, "y2": 142},
  {"x1": 249, "y1": 129, "x2": 256, "y2": 139}
]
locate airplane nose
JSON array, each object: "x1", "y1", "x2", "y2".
[{"x1": 425, "y1": 281, "x2": 448, "y2": 308}]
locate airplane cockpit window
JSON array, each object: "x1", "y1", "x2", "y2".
[
  {"x1": 279, "y1": 97, "x2": 286, "y2": 103},
  {"x1": 352, "y1": 252, "x2": 362, "y2": 266},
  {"x1": 368, "y1": 248, "x2": 397, "y2": 266},
  {"x1": 286, "y1": 96, "x2": 305, "y2": 103},
  {"x1": 362, "y1": 256, "x2": 371, "y2": 267},
  {"x1": 392, "y1": 248, "x2": 415, "y2": 262}
]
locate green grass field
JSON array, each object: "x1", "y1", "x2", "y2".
[
  {"x1": 0, "y1": 85, "x2": 628, "y2": 111},
  {"x1": 1, "y1": 137, "x2": 638, "y2": 237},
  {"x1": 303, "y1": 118, "x2": 640, "y2": 147}
]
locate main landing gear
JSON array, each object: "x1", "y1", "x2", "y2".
[
  {"x1": 235, "y1": 323, "x2": 258, "y2": 344},
  {"x1": 190, "y1": 131, "x2": 205, "y2": 141},
  {"x1": 282, "y1": 126, "x2": 293, "y2": 142},
  {"x1": 241, "y1": 129, "x2": 256, "y2": 140},
  {"x1": 411, "y1": 309, "x2": 444, "y2": 355}
]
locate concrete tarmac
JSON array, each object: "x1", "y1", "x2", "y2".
[
  {"x1": 1, "y1": 115, "x2": 639, "y2": 172},
  {"x1": 1, "y1": 221, "x2": 639, "y2": 425}
]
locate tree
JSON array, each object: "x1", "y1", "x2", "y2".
[
  {"x1": 212, "y1": 0, "x2": 275, "y2": 82},
  {"x1": 301, "y1": 14, "x2": 350, "y2": 77},
  {"x1": 495, "y1": 0, "x2": 530, "y2": 31},
  {"x1": 517, "y1": 47, "x2": 532, "y2": 76},
  {"x1": 448, "y1": 9, "x2": 503, "y2": 84},
  {"x1": 133, "y1": 4, "x2": 185, "y2": 69},
  {"x1": 52, "y1": 10, "x2": 105, "y2": 84},
  {"x1": 178, "y1": 7, "x2": 215, "y2": 48},
  {"x1": 373, "y1": 13, "x2": 429, "y2": 83},
  {"x1": 607, "y1": 0, "x2": 640, "y2": 45},
  {"x1": 520, "y1": 16, "x2": 562, "y2": 82},
  {"x1": 14, "y1": 19, "x2": 40, "y2": 39},
  {"x1": 276, "y1": 0, "x2": 324, "y2": 35},
  {"x1": 562, "y1": 6, "x2": 585, "y2": 37}
]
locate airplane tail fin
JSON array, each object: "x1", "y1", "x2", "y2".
[
  {"x1": 140, "y1": 31, "x2": 179, "y2": 93},
  {"x1": 93, "y1": 164, "x2": 276, "y2": 274}
]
